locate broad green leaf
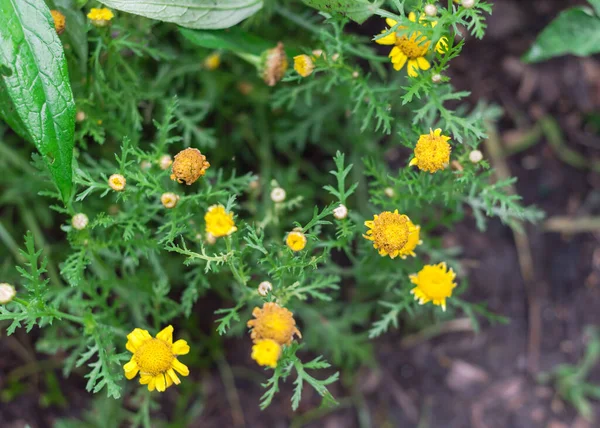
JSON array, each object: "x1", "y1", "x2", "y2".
[
  {"x1": 98, "y1": 0, "x2": 263, "y2": 29},
  {"x1": 302, "y1": 0, "x2": 384, "y2": 24},
  {"x1": 180, "y1": 26, "x2": 271, "y2": 55},
  {"x1": 0, "y1": 0, "x2": 75, "y2": 201},
  {"x1": 523, "y1": 6, "x2": 600, "y2": 63}
]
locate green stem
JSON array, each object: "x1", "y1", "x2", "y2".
[{"x1": 225, "y1": 236, "x2": 246, "y2": 286}]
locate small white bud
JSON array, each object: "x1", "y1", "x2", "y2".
[
  {"x1": 258, "y1": 281, "x2": 273, "y2": 296},
  {"x1": 249, "y1": 177, "x2": 260, "y2": 191},
  {"x1": 432, "y1": 73, "x2": 442, "y2": 83},
  {"x1": 384, "y1": 187, "x2": 395, "y2": 198},
  {"x1": 160, "y1": 192, "x2": 180, "y2": 208},
  {"x1": 206, "y1": 232, "x2": 217, "y2": 245},
  {"x1": 140, "y1": 160, "x2": 152, "y2": 171},
  {"x1": 72, "y1": 213, "x2": 89, "y2": 230},
  {"x1": 469, "y1": 150, "x2": 483, "y2": 163},
  {"x1": 333, "y1": 204, "x2": 348, "y2": 220},
  {"x1": 270, "y1": 187, "x2": 286, "y2": 203},
  {"x1": 76, "y1": 111, "x2": 86, "y2": 122},
  {"x1": 0, "y1": 283, "x2": 16, "y2": 304},
  {"x1": 331, "y1": 53, "x2": 340, "y2": 62},
  {"x1": 461, "y1": 0, "x2": 475, "y2": 8},
  {"x1": 159, "y1": 154, "x2": 173, "y2": 170},
  {"x1": 424, "y1": 4, "x2": 437, "y2": 17},
  {"x1": 352, "y1": 71, "x2": 359, "y2": 78}
]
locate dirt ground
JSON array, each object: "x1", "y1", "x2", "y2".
[{"x1": 1, "y1": 0, "x2": 599, "y2": 427}]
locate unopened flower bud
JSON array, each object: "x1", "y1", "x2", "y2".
[
  {"x1": 159, "y1": 154, "x2": 172, "y2": 170},
  {"x1": 352, "y1": 71, "x2": 359, "y2": 78},
  {"x1": 333, "y1": 204, "x2": 348, "y2": 220},
  {"x1": 331, "y1": 53, "x2": 340, "y2": 62},
  {"x1": 424, "y1": 4, "x2": 438, "y2": 17},
  {"x1": 461, "y1": 0, "x2": 475, "y2": 8},
  {"x1": 108, "y1": 174, "x2": 126, "y2": 191},
  {"x1": 384, "y1": 187, "x2": 395, "y2": 198},
  {"x1": 140, "y1": 160, "x2": 152, "y2": 171},
  {"x1": 161, "y1": 192, "x2": 179, "y2": 208},
  {"x1": 72, "y1": 213, "x2": 89, "y2": 230},
  {"x1": 270, "y1": 187, "x2": 286, "y2": 203},
  {"x1": 432, "y1": 73, "x2": 442, "y2": 83},
  {"x1": 75, "y1": 111, "x2": 86, "y2": 122},
  {"x1": 205, "y1": 232, "x2": 217, "y2": 245},
  {"x1": 469, "y1": 149, "x2": 483, "y2": 163},
  {"x1": 51, "y1": 10, "x2": 66, "y2": 35},
  {"x1": 258, "y1": 281, "x2": 273, "y2": 296},
  {"x1": 0, "y1": 283, "x2": 16, "y2": 304},
  {"x1": 261, "y1": 42, "x2": 288, "y2": 87},
  {"x1": 312, "y1": 49, "x2": 324, "y2": 58}
]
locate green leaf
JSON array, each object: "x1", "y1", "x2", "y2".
[
  {"x1": 523, "y1": 6, "x2": 600, "y2": 63},
  {"x1": 0, "y1": 0, "x2": 75, "y2": 201},
  {"x1": 302, "y1": 0, "x2": 384, "y2": 24},
  {"x1": 98, "y1": 0, "x2": 263, "y2": 29},
  {"x1": 180, "y1": 26, "x2": 271, "y2": 55},
  {"x1": 589, "y1": 0, "x2": 600, "y2": 16}
]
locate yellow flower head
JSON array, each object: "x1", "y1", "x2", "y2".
[
  {"x1": 293, "y1": 54, "x2": 315, "y2": 77},
  {"x1": 261, "y1": 42, "x2": 288, "y2": 86},
  {"x1": 286, "y1": 229, "x2": 307, "y2": 252},
  {"x1": 161, "y1": 192, "x2": 179, "y2": 209},
  {"x1": 108, "y1": 173, "x2": 126, "y2": 191},
  {"x1": 204, "y1": 52, "x2": 221, "y2": 70},
  {"x1": 51, "y1": 10, "x2": 66, "y2": 35},
  {"x1": 87, "y1": 8, "x2": 114, "y2": 26},
  {"x1": 251, "y1": 339, "x2": 282, "y2": 368},
  {"x1": 409, "y1": 128, "x2": 451, "y2": 173},
  {"x1": 170, "y1": 148, "x2": 210, "y2": 185},
  {"x1": 205, "y1": 205, "x2": 237, "y2": 237},
  {"x1": 410, "y1": 262, "x2": 457, "y2": 311},
  {"x1": 247, "y1": 302, "x2": 301, "y2": 345},
  {"x1": 363, "y1": 210, "x2": 418, "y2": 259},
  {"x1": 124, "y1": 325, "x2": 190, "y2": 392}
]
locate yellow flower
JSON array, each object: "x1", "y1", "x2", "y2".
[
  {"x1": 261, "y1": 42, "x2": 288, "y2": 86},
  {"x1": 247, "y1": 302, "x2": 301, "y2": 346},
  {"x1": 204, "y1": 205, "x2": 237, "y2": 237},
  {"x1": 51, "y1": 10, "x2": 66, "y2": 35},
  {"x1": 204, "y1": 52, "x2": 221, "y2": 70},
  {"x1": 402, "y1": 220, "x2": 422, "y2": 259},
  {"x1": 108, "y1": 173, "x2": 126, "y2": 191},
  {"x1": 161, "y1": 192, "x2": 179, "y2": 209},
  {"x1": 170, "y1": 148, "x2": 210, "y2": 185},
  {"x1": 409, "y1": 128, "x2": 452, "y2": 173},
  {"x1": 410, "y1": 262, "x2": 457, "y2": 311},
  {"x1": 87, "y1": 8, "x2": 114, "y2": 26},
  {"x1": 286, "y1": 229, "x2": 307, "y2": 252},
  {"x1": 363, "y1": 210, "x2": 418, "y2": 259},
  {"x1": 375, "y1": 12, "x2": 431, "y2": 77},
  {"x1": 293, "y1": 54, "x2": 314, "y2": 77},
  {"x1": 124, "y1": 325, "x2": 190, "y2": 392},
  {"x1": 251, "y1": 339, "x2": 282, "y2": 368}
]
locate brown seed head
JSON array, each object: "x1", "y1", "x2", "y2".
[{"x1": 170, "y1": 148, "x2": 210, "y2": 185}]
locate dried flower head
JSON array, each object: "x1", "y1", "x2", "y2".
[
  {"x1": 469, "y1": 150, "x2": 483, "y2": 163},
  {"x1": 293, "y1": 54, "x2": 315, "y2": 77},
  {"x1": 409, "y1": 128, "x2": 451, "y2": 173},
  {"x1": 363, "y1": 210, "x2": 418, "y2": 259},
  {"x1": 410, "y1": 262, "x2": 457, "y2": 311},
  {"x1": 170, "y1": 148, "x2": 210, "y2": 185},
  {"x1": 258, "y1": 281, "x2": 273, "y2": 296},
  {"x1": 270, "y1": 187, "x2": 286, "y2": 203},
  {"x1": 286, "y1": 229, "x2": 307, "y2": 252},
  {"x1": 251, "y1": 339, "x2": 282, "y2": 368},
  {"x1": 159, "y1": 154, "x2": 172, "y2": 170},
  {"x1": 333, "y1": 204, "x2": 348, "y2": 220},
  {"x1": 261, "y1": 42, "x2": 288, "y2": 86},
  {"x1": 108, "y1": 174, "x2": 126, "y2": 191},
  {"x1": 51, "y1": 10, "x2": 66, "y2": 35},
  {"x1": 247, "y1": 302, "x2": 301, "y2": 345},
  {"x1": 161, "y1": 193, "x2": 179, "y2": 209},
  {"x1": 124, "y1": 325, "x2": 190, "y2": 392},
  {"x1": 72, "y1": 213, "x2": 89, "y2": 230},
  {"x1": 87, "y1": 8, "x2": 114, "y2": 26},
  {"x1": 0, "y1": 283, "x2": 16, "y2": 304},
  {"x1": 205, "y1": 205, "x2": 237, "y2": 237},
  {"x1": 204, "y1": 52, "x2": 221, "y2": 70}
]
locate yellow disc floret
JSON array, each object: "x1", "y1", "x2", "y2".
[
  {"x1": 410, "y1": 262, "x2": 457, "y2": 311},
  {"x1": 251, "y1": 339, "x2": 282, "y2": 368},
  {"x1": 363, "y1": 210, "x2": 418, "y2": 259},
  {"x1": 293, "y1": 54, "x2": 315, "y2": 77},
  {"x1": 108, "y1": 173, "x2": 126, "y2": 191},
  {"x1": 286, "y1": 229, "x2": 307, "y2": 252},
  {"x1": 204, "y1": 205, "x2": 237, "y2": 237},
  {"x1": 170, "y1": 148, "x2": 210, "y2": 185},
  {"x1": 247, "y1": 302, "x2": 301, "y2": 346},
  {"x1": 51, "y1": 10, "x2": 66, "y2": 35},
  {"x1": 409, "y1": 128, "x2": 451, "y2": 173},
  {"x1": 124, "y1": 325, "x2": 190, "y2": 392}
]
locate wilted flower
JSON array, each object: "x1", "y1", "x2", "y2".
[
  {"x1": 261, "y1": 42, "x2": 288, "y2": 86},
  {"x1": 51, "y1": 10, "x2": 66, "y2": 35},
  {"x1": 170, "y1": 148, "x2": 210, "y2": 185},
  {"x1": 247, "y1": 302, "x2": 301, "y2": 345}
]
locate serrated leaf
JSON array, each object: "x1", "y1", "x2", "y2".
[
  {"x1": 98, "y1": 0, "x2": 263, "y2": 30},
  {"x1": 0, "y1": 0, "x2": 75, "y2": 201},
  {"x1": 302, "y1": 0, "x2": 383, "y2": 24},
  {"x1": 523, "y1": 6, "x2": 600, "y2": 63},
  {"x1": 180, "y1": 26, "x2": 271, "y2": 55}
]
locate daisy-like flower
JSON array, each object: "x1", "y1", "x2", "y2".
[
  {"x1": 247, "y1": 302, "x2": 301, "y2": 346},
  {"x1": 410, "y1": 262, "x2": 457, "y2": 311},
  {"x1": 161, "y1": 192, "x2": 179, "y2": 209},
  {"x1": 51, "y1": 10, "x2": 66, "y2": 35},
  {"x1": 87, "y1": 8, "x2": 114, "y2": 27},
  {"x1": 170, "y1": 148, "x2": 210, "y2": 185},
  {"x1": 293, "y1": 54, "x2": 315, "y2": 77},
  {"x1": 108, "y1": 174, "x2": 126, "y2": 191},
  {"x1": 363, "y1": 210, "x2": 419, "y2": 259},
  {"x1": 204, "y1": 205, "x2": 237, "y2": 237},
  {"x1": 124, "y1": 325, "x2": 190, "y2": 392},
  {"x1": 409, "y1": 128, "x2": 452, "y2": 173},
  {"x1": 251, "y1": 339, "x2": 282, "y2": 368},
  {"x1": 286, "y1": 229, "x2": 307, "y2": 252}
]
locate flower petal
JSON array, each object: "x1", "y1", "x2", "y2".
[
  {"x1": 392, "y1": 53, "x2": 408, "y2": 71},
  {"x1": 408, "y1": 12, "x2": 416, "y2": 22},
  {"x1": 156, "y1": 325, "x2": 173, "y2": 344},
  {"x1": 416, "y1": 57, "x2": 430, "y2": 71},
  {"x1": 385, "y1": 18, "x2": 398, "y2": 27},
  {"x1": 172, "y1": 339, "x2": 190, "y2": 356},
  {"x1": 140, "y1": 374, "x2": 153, "y2": 385},
  {"x1": 126, "y1": 328, "x2": 151, "y2": 353},
  {"x1": 407, "y1": 59, "x2": 419, "y2": 77},
  {"x1": 376, "y1": 31, "x2": 397, "y2": 45},
  {"x1": 172, "y1": 358, "x2": 190, "y2": 376},
  {"x1": 167, "y1": 368, "x2": 181, "y2": 385},
  {"x1": 124, "y1": 359, "x2": 139, "y2": 380},
  {"x1": 155, "y1": 374, "x2": 167, "y2": 392}
]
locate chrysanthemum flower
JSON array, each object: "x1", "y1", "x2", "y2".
[
  {"x1": 204, "y1": 205, "x2": 237, "y2": 237},
  {"x1": 108, "y1": 173, "x2": 126, "y2": 191},
  {"x1": 363, "y1": 210, "x2": 418, "y2": 259},
  {"x1": 251, "y1": 339, "x2": 282, "y2": 368},
  {"x1": 170, "y1": 148, "x2": 210, "y2": 185},
  {"x1": 409, "y1": 128, "x2": 452, "y2": 173},
  {"x1": 87, "y1": 8, "x2": 114, "y2": 26},
  {"x1": 124, "y1": 325, "x2": 190, "y2": 392},
  {"x1": 410, "y1": 262, "x2": 457, "y2": 311},
  {"x1": 286, "y1": 229, "x2": 307, "y2": 252},
  {"x1": 247, "y1": 302, "x2": 301, "y2": 346},
  {"x1": 293, "y1": 54, "x2": 315, "y2": 77},
  {"x1": 51, "y1": 10, "x2": 66, "y2": 35}
]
